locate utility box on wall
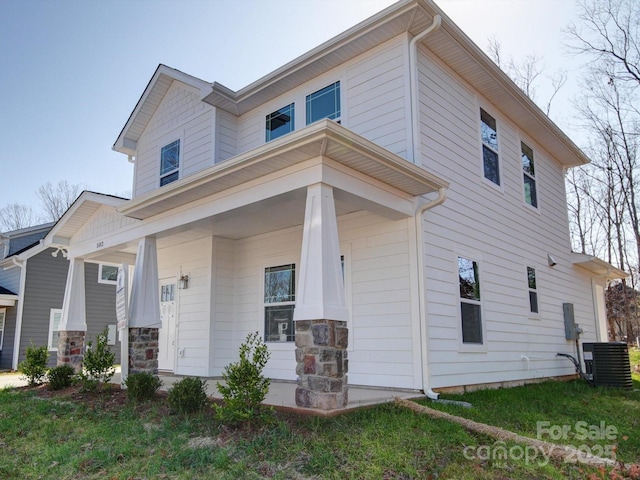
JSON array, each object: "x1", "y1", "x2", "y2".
[{"x1": 563, "y1": 303, "x2": 576, "y2": 340}]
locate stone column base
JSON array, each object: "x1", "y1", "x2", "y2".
[
  {"x1": 128, "y1": 327, "x2": 159, "y2": 374},
  {"x1": 57, "y1": 330, "x2": 86, "y2": 372},
  {"x1": 295, "y1": 319, "x2": 348, "y2": 410}
]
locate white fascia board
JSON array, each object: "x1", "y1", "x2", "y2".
[
  {"x1": 44, "y1": 192, "x2": 127, "y2": 247},
  {"x1": 113, "y1": 64, "x2": 211, "y2": 154},
  {"x1": 0, "y1": 295, "x2": 18, "y2": 306}
]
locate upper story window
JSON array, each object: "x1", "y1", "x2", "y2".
[
  {"x1": 458, "y1": 256, "x2": 483, "y2": 344},
  {"x1": 266, "y1": 103, "x2": 295, "y2": 142},
  {"x1": 264, "y1": 264, "x2": 296, "y2": 342},
  {"x1": 521, "y1": 142, "x2": 538, "y2": 208},
  {"x1": 480, "y1": 109, "x2": 500, "y2": 186},
  {"x1": 160, "y1": 139, "x2": 180, "y2": 186},
  {"x1": 527, "y1": 266, "x2": 539, "y2": 314},
  {"x1": 306, "y1": 81, "x2": 341, "y2": 125}
]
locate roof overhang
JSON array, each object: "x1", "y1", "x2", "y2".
[
  {"x1": 118, "y1": 120, "x2": 449, "y2": 220},
  {"x1": 113, "y1": 65, "x2": 211, "y2": 156},
  {"x1": 572, "y1": 253, "x2": 627, "y2": 280},
  {"x1": 0, "y1": 287, "x2": 18, "y2": 307},
  {"x1": 44, "y1": 191, "x2": 129, "y2": 248},
  {"x1": 202, "y1": 0, "x2": 589, "y2": 168}
]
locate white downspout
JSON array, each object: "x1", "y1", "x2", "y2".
[
  {"x1": 409, "y1": 14, "x2": 441, "y2": 163},
  {"x1": 11, "y1": 257, "x2": 26, "y2": 370},
  {"x1": 408, "y1": 14, "x2": 444, "y2": 400},
  {"x1": 415, "y1": 189, "x2": 447, "y2": 399}
]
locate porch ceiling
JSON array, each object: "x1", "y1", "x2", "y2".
[
  {"x1": 118, "y1": 120, "x2": 449, "y2": 221},
  {"x1": 572, "y1": 253, "x2": 627, "y2": 280}
]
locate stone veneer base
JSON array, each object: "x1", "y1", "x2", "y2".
[
  {"x1": 57, "y1": 330, "x2": 86, "y2": 372},
  {"x1": 128, "y1": 327, "x2": 159, "y2": 375},
  {"x1": 295, "y1": 319, "x2": 348, "y2": 410}
]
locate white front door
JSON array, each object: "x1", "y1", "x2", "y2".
[{"x1": 158, "y1": 280, "x2": 177, "y2": 372}]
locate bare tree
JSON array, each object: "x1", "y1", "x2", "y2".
[
  {"x1": 486, "y1": 38, "x2": 565, "y2": 116},
  {"x1": 0, "y1": 203, "x2": 39, "y2": 232},
  {"x1": 37, "y1": 180, "x2": 84, "y2": 222},
  {"x1": 566, "y1": 0, "x2": 640, "y2": 341}
]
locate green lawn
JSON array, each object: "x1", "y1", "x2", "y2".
[{"x1": 1, "y1": 381, "x2": 637, "y2": 480}]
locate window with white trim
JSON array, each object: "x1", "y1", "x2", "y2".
[
  {"x1": 480, "y1": 109, "x2": 500, "y2": 186},
  {"x1": 264, "y1": 264, "x2": 296, "y2": 342},
  {"x1": 0, "y1": 308, "x2": 5, "y2": 350},
  {"x1": 48, "y1": 308, "x2": 63, "y2": 351},
  {"x1": 521, "y1": 141, "x2": 538, "y2": 207},
  {"x1": 98, "y1": 264, "x2": 118, "y2": 285},
  {"x1": 527, "y1": 266, "x2": 539, "y2": 314},
  {"x1": 458, "y1": 256, "x2": 483, "y2": 344},
  {"x1": 266, "y1": 103, "x2": 295, "y2": 142},
  {"x1": 160, "y1": 139, "x2": 180, "y2": 186},
  {"x1": 306, "y1": 81, "x2": 340, "y2": 125}
]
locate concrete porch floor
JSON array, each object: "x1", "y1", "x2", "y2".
[{"x1": 114, "y1": 371, "x2": 423, "y2": 414}]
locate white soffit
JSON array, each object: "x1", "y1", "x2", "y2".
[
  {"x1": 572, "y1": 253, "x2": 627, "y2": 279},
  {"x1": 118, "y1": 120, "x2": 449, "y2": 220}
]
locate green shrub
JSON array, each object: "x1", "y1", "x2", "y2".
[
  {"x1": 18, "y1": 344, "x2": 49, "y2": 386},
  {"x1": 77, "y1": 329, "x2": 115, "y2": 392},
  {"x1": 47, "y1": 365, "x2": 75, "y2": 390},
  {"x1": 124, "y1": 372, "x2": 163, "y2": 403},
  {"x1": 167, "y1": 377, "x2": 208, "y2": 414},
  {"x1": 215, "y1": 332, "x2": 271, "y2": 424}
]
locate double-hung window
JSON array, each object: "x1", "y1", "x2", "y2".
[
  {"x1": 480, "y1": 109, "x2": 500, "y2": 186},
  {"x1": 521, "y1": 142, "x2": 538, "y2": 207},
  {"x1": 306, "y1": 81, "x2": 340, "y2": 125},
  {"x1": 160, "y1": 139, "x2": 180, "y2": 186},
  {"x1": 458, "y1": 256, "x2": 483, "y2": 344},
  {"x1": 527, "y1": 267, "x2": 539, "y2": 314},
  {"x1": 0, "y1": 308, "x2": 5, "y2": 350},
  {"x1": 48, "y1": 308, "x2": 63, "y2": 351},
  {"x1": 264, "y1": 264, "x2": 296, "y2": 342},
  {"x1": 266, "y1": 103, "x2": 295, "y2": 142}
]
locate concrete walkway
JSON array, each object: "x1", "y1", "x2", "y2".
[{"x1": 3, "y1": 369, "x2": 422, "y2": 413}]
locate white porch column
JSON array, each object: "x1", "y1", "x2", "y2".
[
  {"x1": 294, "y1": 183, "x2": 349, "y2": 322},
  {"x1": 57, "y1": 257, "x2": 87, "y2": 371},
  {"x1": 128, "y1": 236, "x2": 161, "y2": 374},
  {"x1": 294, "y1": 183, "x2": 349, "y2": 411}
]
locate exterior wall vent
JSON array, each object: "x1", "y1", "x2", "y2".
[{"x1": 582, "y1": 342, "x2": 633, "y2": 390}]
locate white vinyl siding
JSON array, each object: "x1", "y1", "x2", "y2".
[
  {"x1": 417, "y1": 44, "x2": 594, "y2": 388},
  {"x1": 133, "y1": 81, "x2": 213, "y2": 197},
  {"x1": 236, "y1": 36, "x2": 408, "y2": 159}
]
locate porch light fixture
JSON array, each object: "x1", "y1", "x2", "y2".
[{"x1": 178, "y1": 274, "x2": 189, "y2": 289}]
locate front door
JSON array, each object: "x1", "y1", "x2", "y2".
[{"x1": 158, "y1": 280, "x2": 177, "y2": 372}]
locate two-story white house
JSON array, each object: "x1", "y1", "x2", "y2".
[{"x1": 45, "y1": 0, "x2": 624, "y2": 410}]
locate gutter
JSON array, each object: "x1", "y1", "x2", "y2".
[
  {"x1": 10, "y1": 257, "x2": 26, "y2": 370},
  {"x1": 407, "y1": 14, "x2": 444, "y2": 399},
  {"x1": 415, "y1": 188, "x2": 447, "y2": 399}
]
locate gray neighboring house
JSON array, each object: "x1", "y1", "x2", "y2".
[{"x1": 0, "y1": 223, "x2": 121, "y2": 370}]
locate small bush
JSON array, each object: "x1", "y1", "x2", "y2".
[
  {"x1": 124, "y1": 372, "x2": 163, "y2": 403},
  {"x1": 18, "y1": 344, "x2": 49, "y2": 386},
  {"x1": 215, "y1": 332, "x2": 271, "y2": 424},
  {"x1": 167, "y1": 377, "x2": 208, "y2": 414},
  {"x1": 78, "y1": 329, "x2": 115, "y2": 392},
  {"x1": 47, "y1": 365, "x2": 75, "y2": 390}
]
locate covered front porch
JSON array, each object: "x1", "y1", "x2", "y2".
[{"x1": 47, "y1": 121, "x2": 448, "y2": 411}]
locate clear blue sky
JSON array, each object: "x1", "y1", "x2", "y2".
[{"x1": 0, "y1": 0, "x2": 582, "y2": 212}]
